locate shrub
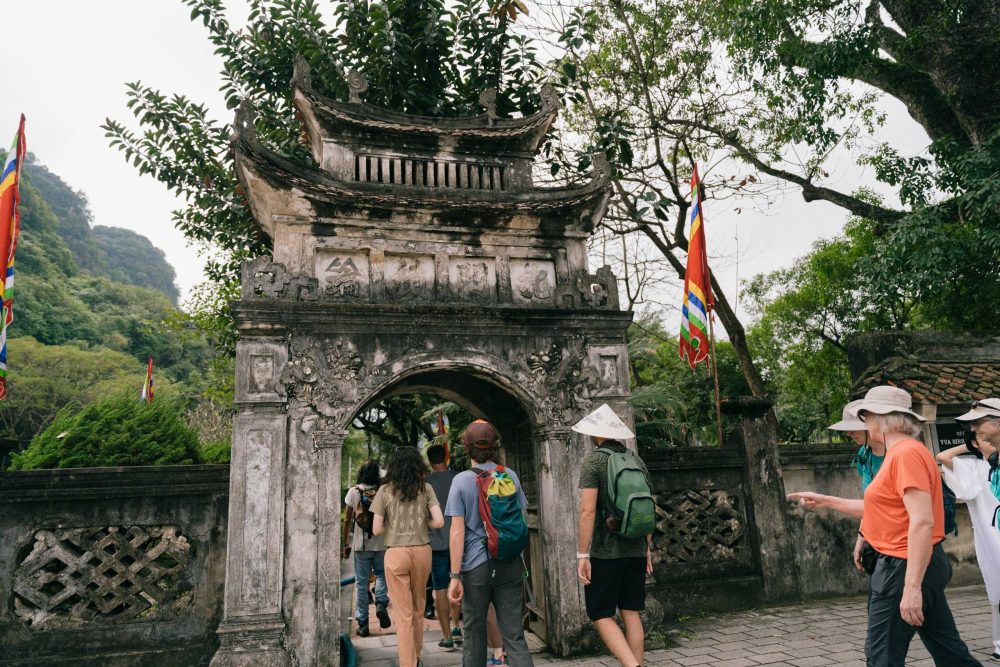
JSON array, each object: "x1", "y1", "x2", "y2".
[{"x1": 9, "y1": 393, "x2": 201, "y2": 470}]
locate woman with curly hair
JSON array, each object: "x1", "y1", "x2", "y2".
[{"x1": 372, "y1": 446, "x2": 445, "y2": 667}]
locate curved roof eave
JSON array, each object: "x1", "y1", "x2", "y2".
[
  {"x1": 290, "y1": 57, "x2": 559, "y2": 154},
  {"x1": 231, "y1": 127, "x2": 612, "y2": 237}
]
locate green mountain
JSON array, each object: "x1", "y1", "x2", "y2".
[
  {"x1": 0, "y1": 158, "x2": 218, "y2": 456},
  {"x1": 22, "y1": 157, "x2": 179, "y2": 303}
]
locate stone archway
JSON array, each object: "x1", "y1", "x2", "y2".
[
  {"x1": 210, "y1": 58, "x2": 633, "y2": 667},
  {"x1": 348, "y1": 365, "x2": 545, "y2": 638}
]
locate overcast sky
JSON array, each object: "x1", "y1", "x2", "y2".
[{"x1": 0, "y1": 1, "x2": 928, "y2": 324}]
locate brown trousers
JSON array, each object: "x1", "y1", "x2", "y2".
[{"x1": 384, "y1": 544, "x2": 432, "y2": 667}]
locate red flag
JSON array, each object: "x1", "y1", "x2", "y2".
[
  {"x1": 679, "y1": 164, "x2": 714, "y2": 370},
  {"x1": 140, "y1": 356, "x2": 154, "y2": 403},
  {"x1": 435, "y1": 410, "x2": 449, "y2": 465}
]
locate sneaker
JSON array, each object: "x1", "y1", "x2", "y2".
[
  {"x1": 487, "y1": 656, "x2": 507, "y2": 666},
  {"x1": 356, "y1": 625, "x2": 370, "y2": 638},
  {"x1": 438, "y1": 639, "x2": 455, "y2": 652},
  {"x1": 376, "y1": 605, "x2": 391, "y2": 629},
  {"x1": 451, "y1": 627, "x2": 463, "y2": 645},
  {"x1": 989, "y1": 652, "x2": 1000, "y2": 662},
  {"x1": 424, "y1": 605, "x2": 436, "y2": 619}
]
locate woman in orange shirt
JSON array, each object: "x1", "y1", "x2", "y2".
[{"x1": 791, "y1": 386, "x2": 980, "y2": 666}]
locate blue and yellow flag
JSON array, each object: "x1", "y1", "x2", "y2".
[{"x1": 0, "y1": 115, "x2": 26, "y2": 400}]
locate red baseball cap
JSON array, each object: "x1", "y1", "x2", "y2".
[{"x1": 461, "y1": 420, "x2": 498, "y2": 447}]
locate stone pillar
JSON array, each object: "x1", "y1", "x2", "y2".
[
  {"x1": 534, "y1": 425, "x2": 591, "y2": 656},
  {"x1": 313, "y1": 425, "x2": 348, "y2": 667},
  {"x1": 721, "y1": 397, "x2": 801, "y2": 602},
  {"x1": 212, "y1": 338, "x2": 292, "y2": 667}
]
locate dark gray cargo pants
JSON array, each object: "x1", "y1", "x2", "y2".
[{"x1": 461, "y1": 559, "x2": 534, "y2": 667}]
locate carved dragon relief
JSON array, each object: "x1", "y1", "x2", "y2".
[{"x1": 277, "y1": 334, "x2": 607, "y2": 444}]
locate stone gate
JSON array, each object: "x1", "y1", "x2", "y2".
[{"x1": 210, "y1": 58, "x2": 634, "y2": 666}]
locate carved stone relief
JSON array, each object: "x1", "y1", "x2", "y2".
[
  {"x1": 514, "y1": 336, "x2": 602, "y2": 425},
  {"x1": 281, "y1": 337, "x2": 365, "y2": 431},
  {"x1": 510, "y1": 259, "x2": 555, "y2": 304},
  {"x1": 236, "y1": 340, "x2": 288, "y2": 403},
  {"x1": 449, "y1": 257, "x2": 496, "y2": 303},
  {"x1": 384, "y1": 253, "x2": 434, "y2": 301},
  {"x1": 229, "y1": 415, "x2": 287, "y2": 616},
  {"x1": 315, "y1": 250, "x2": 369, "y2": 299},
  {"x1": 12, "y1": 526, "x2": 194, "y2": 628}
]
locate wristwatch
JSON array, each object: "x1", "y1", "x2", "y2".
[
  {"x1": 576, "y1": 552, "x2": 590, "y2": 559},
  {"x1": 449, "y1": 572, "x2": 462, "y2": 579}
]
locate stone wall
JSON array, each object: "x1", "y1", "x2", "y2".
[
  {"x1": 781, "y1": 444, "x2": 981, "y2": 598},
  {"x1": 0, "y1": 465, "x2": 229, "y2": 666}
]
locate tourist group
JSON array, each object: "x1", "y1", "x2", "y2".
[{"x1": 343, "y1": 390, "x2": 1000, "y2": 667}]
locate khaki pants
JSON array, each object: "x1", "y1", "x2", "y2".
[{"x1": 385, "y1": 545, "x2": 432, "y2": 667}]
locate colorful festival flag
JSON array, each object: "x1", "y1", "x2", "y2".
[
  {"x1": 435, "y1": 410, "x2": 449, "y2": 466},
  {"x1": 0, "y1": 115, "x2": 27, "y2": 400},
  {"x1": 140, "y1": 356, "x2": 154, "y2": 403},
  {"x1": 679, "y1": 164, "x2": 714, "y2": 370}
]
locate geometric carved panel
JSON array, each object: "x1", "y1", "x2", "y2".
[
  {"x1": 653, "y1": 490, "x2": 746, "y2": 564},
  {"x1": 12, "y1": 526, "x2": 193, "y2": 628}
]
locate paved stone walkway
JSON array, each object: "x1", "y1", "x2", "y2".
[{"x1": 348, "y1": 584, "x2": 997, "y2": 666}]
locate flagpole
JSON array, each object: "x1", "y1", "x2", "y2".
[
  {"x1": 694, "y1": 161, "x2": 724, "y2": 447},
  {"x1": 707, "y1": 310, "x2": 725, "y2": 447}
]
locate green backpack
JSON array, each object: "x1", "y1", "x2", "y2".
[{"x1": 598, "y1": 447, "x2": 656, "y2": 539}]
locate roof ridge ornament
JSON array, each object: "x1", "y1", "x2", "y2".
[
  {"x1": 347, "y1": 70, "x2": 368, "y2": 104},
  {"x1": 591, "y1": 151, "x2": 612, "y2": 180},
  {"x1": 539, "y1": 83, "x2": 560, "y2": 112},
  {"x1": 292, "y1": 54, "x2": 313, "y2": 92},
  {"x1": 479, "y1": 88, "x2": 498, "y2": 121},
  {"x1": 233, "y1": 98, "x2": 260, "y2": 148}
]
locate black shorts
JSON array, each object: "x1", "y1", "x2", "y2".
[{"x1": 584, "y1": 556, "x2": 647, "y2": 621}]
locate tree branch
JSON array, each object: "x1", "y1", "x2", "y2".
[{"x1": 662, "y1": 117, "x2": 907, "y2": 222}]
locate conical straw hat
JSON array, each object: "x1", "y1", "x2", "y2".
[{"x1": 571, "y1": 404, "x2": 635, "y2": 440}]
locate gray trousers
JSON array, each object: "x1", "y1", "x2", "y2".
[
  {"x1": 865, "y1": 543, "x2": 981, "y2": 666},
  {"x1": 461, "y1": 559, "x2": 534, "y2": 667}
]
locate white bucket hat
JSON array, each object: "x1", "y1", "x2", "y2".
[
  {"x1": 828, "y1": 399, "x2": 866, "y2": 431},
  {"x1": 572, "y1": 404, "x2": 635, "y2": 440},
  {"x1": 954, "y1": 397, "x2": 1000, "y2": 422},
  {"x1": 847, "y1": 385, "x2": 926, "y2": 422}
]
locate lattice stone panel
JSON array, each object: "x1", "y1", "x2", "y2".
[
  {"x1": 653, "y1": 490, "x2": 746, "y2": 564},
  {"x1": 12, "y1": 526, "x2": 194, "y2": 628}
]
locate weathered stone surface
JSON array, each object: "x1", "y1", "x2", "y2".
[
  {"x1": 217, "y1": 65, "x2": 632, "y2": 666},
  {"x1": 0, "y1": 465, "x2": 229, "y2": 666}
]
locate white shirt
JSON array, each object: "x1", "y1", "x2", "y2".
[
  {"x1": 344, "y1": 483, "x2": 387, "y2": 552},
  {"x1": 941, "y1": 456, "x2": 1000, "y2": 604}
]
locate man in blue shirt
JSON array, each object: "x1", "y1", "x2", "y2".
[{"x1": 446, "y1": 420, "x2": 534, "y2": 667}]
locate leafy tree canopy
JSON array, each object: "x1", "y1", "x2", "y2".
[
  {"x1": 628, "y1": 314, "x2": 750, "y2": 450},
  {"x1": 740, "y1": 213, "x2": 984, "y2": 442},
  {"x1": 9, "y1": 393, "x2": 201, "y2": 470},
  {"x1": 0, "y1": 338, "x2": 182, "y2": 449},
  {"x1": 104, "y1": 0, "x2": 543, "y2": 284},
  {"x1": 686, "y1": 0, "x2": 1000, "y2": 311}
]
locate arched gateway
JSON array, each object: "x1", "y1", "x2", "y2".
[{"x1": 211, "y1": 59, "x2": 633, "y2": 666}]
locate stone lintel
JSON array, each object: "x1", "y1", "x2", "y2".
[{"x1": 232, "y1": 301, "x2": 632, "y2": 338}]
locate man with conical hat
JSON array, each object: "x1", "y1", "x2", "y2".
[{"x1": 574, "y1": 404, "x2": 652, "y2": 667}]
